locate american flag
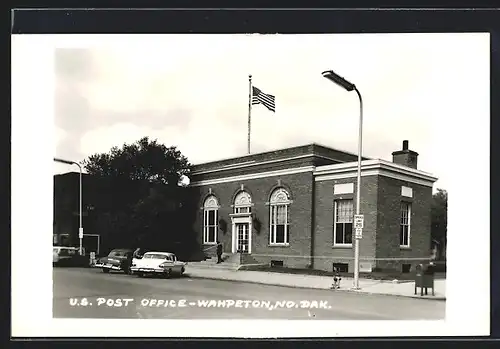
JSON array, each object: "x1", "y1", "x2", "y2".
[{"x1": 252, "y1": 86, "x2": 275, "y2": 112}]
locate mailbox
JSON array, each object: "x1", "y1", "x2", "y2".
[
  {"x1": 89, "y1": 252, "x2": 96, "y2": 266},
  {"x1": 414, "y1": 263, "x2": 436, "y2": 296}
]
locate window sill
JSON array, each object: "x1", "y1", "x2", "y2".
[
  {"x1": 268, "y1": 244, "x2": 290, "y2": 248},
  {"x1": 400, "y1": 246, "x2": 411, "y2": 250},
  {"x1": 203, "y1": 242, "x2": 217, "y2": 246},
  {"x1": 333, "y1": 244, "x2": 353, "y2": 249}
]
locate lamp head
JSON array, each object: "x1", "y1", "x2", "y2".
[
  {"x1": 54, "y1": 157, "x2": 75, "y2": 165},
  {"x1": 322, "y1": 70, "x2": 356, "y2": 92}
]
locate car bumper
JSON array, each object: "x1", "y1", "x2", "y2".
[
  {"x1": 54, "y1": 256, "x2": 83, "y2": 265},
  {"x1": 130, "y1": 267, "x2": 167, "y2": 273},
  {"x1": 95, "y1": 263, "x2": 122, "y2": 271}
]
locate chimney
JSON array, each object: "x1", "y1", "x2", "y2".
[{"x1": 392, "y1": 140, "x2": 419, "y2": 169}]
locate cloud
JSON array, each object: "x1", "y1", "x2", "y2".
[
  {"x1": 55, "y1": 127, "x2": 67, "y2": 147},
  {"x1": 55, "y1": 48, "x2": 98, "y2": 82}
]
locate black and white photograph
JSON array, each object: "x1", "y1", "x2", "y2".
[{"x1": 12, "y1": 32, "x2": 490, "y2": 337}]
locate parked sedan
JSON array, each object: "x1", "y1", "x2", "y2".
[
  {"x1": 53, "y1": 246, "x2": 84, "y2": 266},
  {"x1": 94, "y1": 248, "x2": 134, "y2": 274},
  {"x1": 130, "y1": 251, "x2": 186, "y2": 278}
]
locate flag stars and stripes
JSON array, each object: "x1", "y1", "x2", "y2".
[{"x1": 252, "y1": 86, "x2": 275, "y2": 112}]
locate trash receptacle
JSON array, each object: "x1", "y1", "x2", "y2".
[{"x1": 414, "y1": 263, "x2": 436, "y2": 296}]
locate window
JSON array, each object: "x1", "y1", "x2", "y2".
[
  {"x1": 271, "y1": 260, "x2": 284, "y2": 267},
  {"x1": 334, "y1": 200, "x2": 353, "y2": 245},
  {"x1": 269, "y1": 188, "x2": 291, "y2": 245},
  {"x1": 143, "y1": 253, "x2": 170, "y2": 260},
  {"x1": 402, "y1": 263, "x2": 412, "y2": 273},
  {"x1": 333, "y1": 263, "x2": 349, "y2": 273},
  {"x1": 203, "y1": 195, "x2": 219, "y2": 244},
  {"x1": 109, "y1": 249, "x2": 128, "y2": 257},
  {"x1": 235, "y1": 206, "x2": 251, "y2": 214},
  {"x1": 400, "y1": 202, "x2": 411, "y2": 247},
  {"x1": 233, "y1": 191, "x2": 252, "y2": 214}
]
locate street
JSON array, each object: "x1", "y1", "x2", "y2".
[{"x1": 53, "y1": 267, "x2": 445, "y2": 320}]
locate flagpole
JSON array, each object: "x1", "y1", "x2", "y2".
[{"x1": 248, "y1": 74, "x2": 252, "y2": 154}]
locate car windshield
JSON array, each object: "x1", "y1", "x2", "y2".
[
  {"x1": 143, "y1": 253, "x2": 171, "y2": 260},
  {"x1": 108, "y1": 250, "x2": 128, "y2": 257}
]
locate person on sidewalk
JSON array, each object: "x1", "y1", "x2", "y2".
[{"x1": 216, "y1": 241, "x2": 223, "y2": 264}]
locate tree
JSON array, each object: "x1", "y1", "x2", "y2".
[
  {"x1": 129, "y1": 185, "x2": 199, "y2": 257},
  {"x1": 83, "y1": 136, "x2": 191, "y2": 186},
  {"x1": 82, "y1": 137, "x2": 193, "y2": 254},
  {"x1": 431, "y1": 188, "x2": 447, "y2": 260}
]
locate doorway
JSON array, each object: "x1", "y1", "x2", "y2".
[{"x1": 236, "y1": 223, "x2": 249, "y2": 253}]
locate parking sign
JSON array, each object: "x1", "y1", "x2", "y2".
[
  {"x1": 354, "y1": 228, "x2": 363, "y2": 239},
  {"x1": 354, "y1": 215, "x2": 364, "y2": 229}
]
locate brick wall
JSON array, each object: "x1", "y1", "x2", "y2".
[
  {"x1": 375, "y1": 176, "x2": 433, "y2": 272},
  {"x1": 189, "y1": 144, "x2": 434, "y2": 273},
  {"x1": 313, "y1": 175, "x2": 378, "y2": 272},
  {"x1": 193, "y1": 172, "x2": 315, "y2": 268}
]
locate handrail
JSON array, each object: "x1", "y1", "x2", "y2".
[{"x1": 203, "y1": 244, "x2": 218, "y2": 252}]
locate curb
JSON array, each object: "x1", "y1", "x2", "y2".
[
  {"x1": 185, "y1": 273, "x2": 446, "y2": 301},
  {"x1": 237, "y1": 263, "x2": 270, "y2": 271}
]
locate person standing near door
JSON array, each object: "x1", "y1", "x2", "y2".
[{"x1": 216, "y1": 241, "x2": 223, "y2": 264}]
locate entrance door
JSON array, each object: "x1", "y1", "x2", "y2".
[{"x1": 236, "y1": 223, "x2": 249, "y2": 253}]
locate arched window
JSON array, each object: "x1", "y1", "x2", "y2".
[
  {"x1": 233, "y1": 191, "x2": 252, "y2": 214},
  {"x1": 269, "y1": 188, "x2": 291, "y2": 245},
  {"x1": 203, "y1": 195, "x2": 219, "y2": 244}
]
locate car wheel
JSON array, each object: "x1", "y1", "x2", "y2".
[
  {"x1": 137, "y1": 272, "x2": 144, "y2": 278},
  {"x1": 102, "y1": 268, "x2": 110, "y2": 273},
  {"x1": 164, "y1": 269, "x2": 172, "y2": 279}
]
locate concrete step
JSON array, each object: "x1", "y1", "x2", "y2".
[
  {"x1": 204, "y1": 254, "x2": 235, "y2": 262},
  {"x1": 202, "y1": 253, "x2": 259, "y2": 265},
  {"x1": 187, "y1": 262, "x2": 239, "y2": 270}
]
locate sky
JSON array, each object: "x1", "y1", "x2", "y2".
[{"x1": 53, "y1": 33, "x2": 490, "y2": 191}]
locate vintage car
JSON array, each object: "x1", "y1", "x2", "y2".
[
  {"x1": 94, "y1": 248, "x2": 134, "y2": 274},
  {"x1": 130, "y1": 251, "x2": 186, "y2": 278},
  {"x1": 53, "y1": 246, "x2": 82, "y2": 266}
]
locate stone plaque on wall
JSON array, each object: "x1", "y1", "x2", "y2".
[{"x1": 359, "y1": 262, "x2": 373, "y2": 273}]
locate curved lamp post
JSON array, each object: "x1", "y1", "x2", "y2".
[
  {"x1": 322, "y1": 70, "x2": 363, "y2": 290},
  {"x1": 54, "y1": 157, "x2": 83, "y2": 256}
]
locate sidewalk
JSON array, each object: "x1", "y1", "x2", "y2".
[{"x1": 185, "y1": 265, "x2": 446, "y2": 301}]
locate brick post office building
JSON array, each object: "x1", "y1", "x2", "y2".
[{"x1": 189, "y1": 140, "x2": 438, "y2": 273}]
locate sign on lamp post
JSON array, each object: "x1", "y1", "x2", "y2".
[{"x1": 354, "y1": 215, "x2": 364, "y2": 239}]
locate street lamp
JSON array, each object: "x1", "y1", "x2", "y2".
[
  {"x1": 54, "y1": 157, "x2": 83, "y2": 256},
  {"x1": 322, "y1": 70, "x2": 363, "y2": 290}
]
